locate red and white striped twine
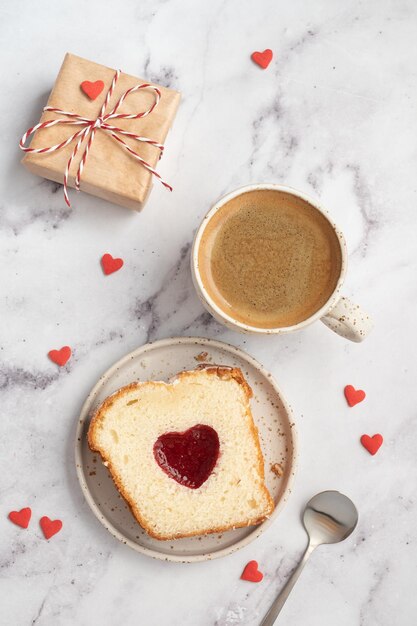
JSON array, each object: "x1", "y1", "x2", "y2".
[{"x1": 19, "y1": 70, "x2": 172, "y2": 207}]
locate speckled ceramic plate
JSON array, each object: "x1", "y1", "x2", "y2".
[{"x1": 75, "y1": 337, "x2": 297, "y2": 562}]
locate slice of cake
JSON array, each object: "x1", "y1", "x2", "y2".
[{"x1": 88, "y1": 366, "x2": 274, "y2": 540}]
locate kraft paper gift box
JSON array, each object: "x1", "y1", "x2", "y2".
[{"x1": 21, "y1": 53, "x2": 181, "y2": 211}]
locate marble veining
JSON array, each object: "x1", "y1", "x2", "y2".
[
  {"x1": 0, "y1": 365, "x2": 59, "y2": 392},
  {"x1": 1, "y1": 0, "x2": 416, "y2": 624}
]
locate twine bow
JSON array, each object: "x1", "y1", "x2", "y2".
[{"x1": 19, "y1": 70, "x2": 172, "y2": 207}]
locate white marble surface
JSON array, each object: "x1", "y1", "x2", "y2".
[{"x1": 1, "y1": 0, "x2": 416, "y2": 624}]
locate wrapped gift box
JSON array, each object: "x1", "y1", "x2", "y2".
[{"x1": 21, "y1": 53, "x2": 181, "y2": 211}]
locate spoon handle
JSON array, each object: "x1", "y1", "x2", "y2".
[{"x1": 260, "y1": 543, "x2": 315, "y2": 626}]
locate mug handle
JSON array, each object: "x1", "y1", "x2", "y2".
[{"x1": 320, "y1": 296, "x2": 373, "y2": 343}]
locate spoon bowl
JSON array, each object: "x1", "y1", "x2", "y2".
[{"x1": 303, "y1": 490, "x2": 359, "y2": 546}]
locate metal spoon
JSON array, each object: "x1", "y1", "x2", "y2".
[{"x1": 260, "y1": 490, "x2": 358, "y2": 626}]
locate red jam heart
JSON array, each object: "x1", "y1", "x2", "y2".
[
  {"x1": 101, "y1": 253, "x2": 124, "y2": 275},
  {"x1": 344, "y1": 385, "x2": 366, "y2": 407},
  {"x1": 80, "y1": 80, "x2": 105, "y2": 100},
  {"x1": 360, "y1": 434, "x2": 383, "y2": 455},
  {"x1": 153, "y1": 424, "x2": 220, "y2": 489},
  {"x1": 241, "y1": 560, "x2": 264, "y2": 583},
  {"x1": 40, "y1": 516, "x2": 63, "y2": 540},
  {"x1": 48, "y1": 346, "x2": 71, "y2": 366},
  {"x1": 8, "y1": 507, "x2": 32, "y2": 529},
  {"x1": 251, "y1": 49, "x2": 273, "y2": 69}
]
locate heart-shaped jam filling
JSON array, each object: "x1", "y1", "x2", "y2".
[{"x1": 153, "y1": 424, "x2": 220, "y2": 489}]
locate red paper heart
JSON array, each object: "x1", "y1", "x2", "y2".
[
  {"x1": 154, "y1": 424, "x2": 220, "y2": 489},
  {"x1": 241, "y1": 560, "x2": 264, "y2": 583},
  {"x1": 251, "y1": 49, "x2": 273, "y2": 69},
  {"x1": 48, "y1": 346, "x2": 71, "y2": 367},
  {"x1": 360, "y1": 434, "x2": 383, "y2": 455},
  {"x1": 344, "y1": 385, "x2": 366, "y2": 407},
  {"x1": 101, "y1": 253, "x2": 124, "y2": 275},
  {"x1": 40, "y1": 516, "x2": 63, "y2": 540},
  {"x1": 80, "y1": 80, "x2": 105, "y2": 100},
  {"x1": 8, "y1": 507, "x2": 32, "y2": 529}
]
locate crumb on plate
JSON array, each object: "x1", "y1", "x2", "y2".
[{"x1": 271, "y1": 462, "x2": 283, "y2": 477}]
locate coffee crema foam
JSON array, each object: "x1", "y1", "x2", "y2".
[{"x1": 198, "y1": 189, "x2": 342, "y2": 329}]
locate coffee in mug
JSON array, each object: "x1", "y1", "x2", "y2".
[{"x1": 197, "y1": 189, "x2": 342, "y2": 329}]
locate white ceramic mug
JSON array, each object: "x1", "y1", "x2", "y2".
[{"x1": 191, "y1": 184, "x2": 373, "y2": 342}]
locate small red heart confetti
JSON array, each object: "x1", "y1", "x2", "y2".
[
  {"x1": 80, "y1": 80, "x2": 104, "y2": 100},
  {"x1": 40, "y1": 516, "x2": 63, "y2": 540},
  {"x1": 241, "y1": 560, "x2": 264, "y2": 583},
  {"x1": 344, "y1": 385, "x2": 366, "y2": 407},
  {"x1": 48, "y1": 346, "x2": 72, "y2": 367},
  {"x1": 8, "y1": 507, "x2": 32, "y2": 529},
  {"x1": 101, "y1": 253, "x2": 124, "y2": 275},
  {"x1": 360, "y1": 434, "x2": 383, "y2": 456},
  {"x1": 251, "y1": 49, "x2": 273, "y2": 69}
]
